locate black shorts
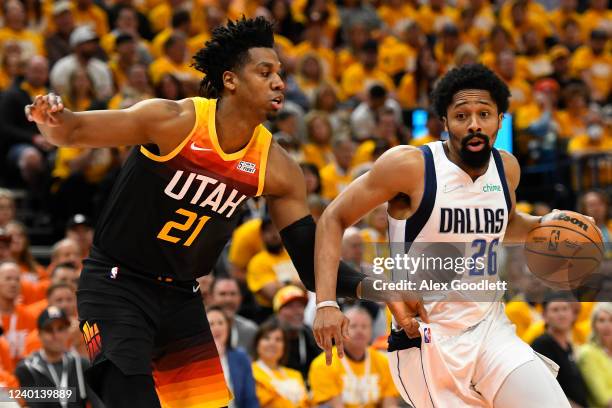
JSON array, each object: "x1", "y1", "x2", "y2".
[{"x1": 77, "y1": 252, "x2": 232, "y2": 407}]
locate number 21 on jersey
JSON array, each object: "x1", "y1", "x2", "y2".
[{"x1": 157, "y1": 208, "x2": 210, "y2": 246}]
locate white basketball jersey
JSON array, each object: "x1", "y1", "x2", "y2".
[{"x1": 388, "y1": 141, "x2": 512, "y2": 339}]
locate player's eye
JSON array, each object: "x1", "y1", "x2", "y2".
[
  {"x1": 261, "y1": 71, "x2": 270, "y2": 78},
  {"x1": 456, "y1": 113, "x2": 466, "y2": 120},
  {"x1": 480, "y1": 111, "x2": 490, "y2": 118}
]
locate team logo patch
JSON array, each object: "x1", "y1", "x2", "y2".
[
  {"x1": 237, "y1": 161, "x2": 256, "y2": 174},
  {"x1": 423, "y1": 327, "x2": 432, "y2": 343},
  {"x1": 110, "y1": 266, "x2": 119, "y2": 279},
  {"x1": 82, "y1": 321, "x2": 102, "y2": 362}
]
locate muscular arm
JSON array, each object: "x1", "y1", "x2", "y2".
[
  {"x1": 26, "y1": 94, "x2": 195, "y2": 154},
  {"x1": 314, "y1": 147, "x2": 421, "y2": 303},
  {"x1": 500, "y1": 151, "x2": 541, "y2": 244},
  {"x1": 265, "y1": 144, "x2": 365, "y2": 297}
]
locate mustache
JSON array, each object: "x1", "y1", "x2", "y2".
[{"x1": 461, "y1": 132, "x2": 490, "y2": 147}]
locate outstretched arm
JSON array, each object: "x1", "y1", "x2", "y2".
[
  {"x1": 25, "y1": 93, "x2": 195, "y2": 153},
  {"x1": 314, "y1": 147, "x2": 428, "y2": 364}
]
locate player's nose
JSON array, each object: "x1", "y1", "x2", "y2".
[
  {"x1": 271, "y1": 73, "x2": 285, "y2": 91},
  {"x1": 467, "y1": 114, "x2": 482, "y2": 133}
]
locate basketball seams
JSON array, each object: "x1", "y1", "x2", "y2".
[{"x1": 528, "y1": 224, "x2": 605, "y2": 257}]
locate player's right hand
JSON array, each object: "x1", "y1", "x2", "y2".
[
  {"x1": 388, "y1": 299, "x2": 429, "y2": 338},
  {"x1": 313, "y1": 306, "x2": 350, "y2": 366},
  {"x1": 25, "y1": 93, "x2": 65, "y2": 126}
]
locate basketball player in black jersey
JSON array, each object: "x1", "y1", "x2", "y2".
[{"x1": 25, "y1": 18, "x2": 365, "y2": 407}]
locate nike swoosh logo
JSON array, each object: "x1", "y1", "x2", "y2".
[
  {"x1": 191, "y1": 142, "x2": 213, "y2": 152},
  {"x1": 193, "y1": 284, "x2": 200, "y2": 293},
  {"x1": 443, "y1": 184, "x2": 463, "y2": 193}
]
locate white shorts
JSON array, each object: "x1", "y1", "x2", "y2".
[{"x1": 388, "y1": 303, "x2": 560, "y2": 408}]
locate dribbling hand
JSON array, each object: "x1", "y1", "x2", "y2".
[
  {"x1": 388, "y1": 299, "x2": 429, "y2": 338},
  {"x1": 24, "y1": 93, "x2": 65, "y2": 127}
]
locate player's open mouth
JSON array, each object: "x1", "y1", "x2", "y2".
[
  {"x1": 270, "y1": 96, "x2": 283, "y2": 110},
  {"x1": 466, "y1": 138, "x2": 486, "y2": 152}
]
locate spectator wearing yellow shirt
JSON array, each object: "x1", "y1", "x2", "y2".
[
  {"x1": 397, "y1": 46, "x2": 440, "y2": 110},
  {"x1": 495, "y1": 50, "x2": 532, "y2": 113},
  {"x1": 149, "y1": 32, "x2": 200, "y2": 85},
  {"x1": 434, "y1": 24, "x2": 462, "y2": 73},
  {"x1": 378, "y1": 20, "x2": 424, "y2": 81},
  {"x1": 150, "y1": 9, "x2": 191, "y2": 59},
  {"x1": 295, "y1": 54, "x2": 334, "y2": 105},
  {"x1": 351, "y1": 84, "x2": 402, "y2": 141},
  {"x1": 548, "y1": 45, "x2": 575, "y2": 90},
  {"x1": 252, "y1": 319, "x2": 309, "y2": 408},
  {"x1": 228, "y1": 218, "x2": 263, "y2": 281},
  {"x1": 377, "y1": 0, "x2": 418, "y2": 32},
  {"x1": 336, "y1": 21, "x2": 369, "y2": 78},
  {"x1": 293, "y1": 13, "x2": 336, "y2": 79},
  {"x1": 154, "y1": 73, "x2": 185, "y2": 100},
  {"x1": 246, "y1": 218, "x2": 301, "y2": 308},
  {"x1": 100, "y1": 6, "x2": 153, "y2": 65},
  {"x1": 579, "y1": 190, "x2": 612, "y2": 259},
  {"x1": 108, "y1": 34, "x2": 138, "y2": 92},
  {"x1": 0, "y1": 1, "x2": 44, "y2": 58},
  {"x1": 548, "y1": 0, "x2": 583, "y2": 40},
  {"x1": 577, "y1": 302, "x2": 612, "y2": 408},
  {"x1": 502, "y1": 0, "x2": 552, "y2": 56},
  {"x1": 320, "y1": 137, "x2": 356, "y2": 201},
  {"x1": 417, "y1": 0, "x2": 458, "y2": 35},
  {"x1": 581, "y1": 0, "x2": 612, "y2": 41},
  {"x1": 556, "y1": 83, "x2": 590, "y2": 140},
  {"x1": 519, "y1": 30, "x2": 553, "y2": 81},
  {"x1": 108, "y1": 64, "x2": 154, "y2": 110},
  {"x1": 360, "y1": 204, "x2": 390, "y2": 266},
  {"x1": 480, "y1": 25, "x2": 515, "y2": 70},
  {"x1": 465, "y1": 0, "x2": 496, "y2": 40},
  {"x1": 309, "y1": 306, "x2": 399, "y2": 408},
  {"x1": 301, "y1": 111, "x2": 334, "y2": 170},
  {"x1": 353, "y1": 107, "x2": 402, "y2": 167},
  {"x1": 410, "y1": 110, "x2": 444, "y2": 147},
  {"x1": 148, "y1": 0, "x2": 188, "y2": 35},
  {"x1": 341, "y1": 40, "x2": 395, "y2": 101},
  {"x1": 570, "y1": 29, "x2": 611, "y2": 104},
  {"x1": 291, "y1": 0, "x2": 340, "y2": 44},
  {"x1": 0, "y1": 46, "x2": 23, "y2": 91},
  {"x1": 560, "y1": 18, "x2": 584, "y2": 54},
  {"x1": 523, "y1": 300, "x2": 591, "y2": 346},
  {"x1": 499, "y1": 0, "x2": 548, "y2": 35},
  {"x1": 73, "y1": 0, "x2": 109, "y2": 38}
]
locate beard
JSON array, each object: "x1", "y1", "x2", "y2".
[{"x1": 455, "y1": 131, "x2": 493, "y2": 169}]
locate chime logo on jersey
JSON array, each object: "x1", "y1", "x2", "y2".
[
  {"x1": 163, "y1": 170, "x2": 247, "y2": 218},
  {"x1": 424, "y1": 327, "x2": 431, "y2": 343},
  {"x1": 237, "y1": 160, "x2": 256, "y2": 174}
]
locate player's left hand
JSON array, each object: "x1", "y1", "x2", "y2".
[
  {"x1": 313, "y1": 306, "x2": 350, "y2": 366},
  {"x1": 388, "y1": 299, "x2": 429, "y2": 338}
]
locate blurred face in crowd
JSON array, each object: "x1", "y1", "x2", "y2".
[
  {"x1": 401, "y1": 23, "x2": 425, "y2": 50},
  {"x1": 5, "y1": 1, "x2": 25, "y2": 30},
  {"x1": 300, "y1": 55, "x2": 322, "y2": 81},
  {"x1": 48, "y1": 286, "x2": 77, "y2": 317},
  {"x1": 159, "y1": 75, "x2": 181, "y2": 100},
  {"x1": 593, "y1": 310, "x2": 612, "y2": 346},
  {"x1": 344, "y1": 309, "x2": 372, "y2": 353},
  {"x1": 70, "y1": 68, "x2": 93, "y2": 97},
  {"x1": 544, "y1": 301, "x2": 574, "y2": 333},
  {"x1": 256, "y1": 329, "x2": 284, "y2": 365},
  {"x1": 208, "y1": 309, "x2": 229, "y2": 353},
  {"x1": 361, "y1": 49, "x2": 378, "y2": 71},
  {"x1": 6, "y1": 222, "x2": 27, "y2": 259},
  {"x1": 166, "y1": 36, "x2": 187, "y2": 63},
  {"x1": 52, "y1": 239, "x2": 82, "y2": 268},
  {"x1": 590, "y1": 34, "x2": 606, "y2": 55},
  {"x1": 427, "y1": 114, "x2": 444, "y2": 138},
  {"x1": 270, "y1": 0, "x2": 288, "y2": 21},
  {"x1": 0, "y1": 237, "x2": 11, "y2": 262},
  {"x1": 522, "y1": 31, "x2": 542, "y2": 55},
  {"x1": 377, "y1": 112, "x2": 398, "y2": 142},
  {"x1": 308, "y1": 116, "x2": 332, "y2": 145},
  {"x1": 117, "y1": 38, "x2": 137, "y2": 63},
  {"x1": 333, "y1": 139, "x2": 355, "y2": 171},
  {"x1": 0, "y1": 197, "x2": 16, "y2": 228},
  {"x1": 583, "y1": 192, "x2": 607, "y2": 225},
  {"x1": 66, "y1": 225, "x2": 93, "y2": 255},
  {"x1": 562, "y1": 20, "x2": 582, "y2": 48},
  {"x1": 211, "y1": 278, "x2": 242, "y2": 317},
  {"x1": 53, "y1": 265, "x2": 80, "y2": 287},
  {"x1": 26, "y1": 56, "x2": 49, "y2": 88},
  {"x1": 117, "y1": 7, "x2": 138, "y2": 32},
  {"x1": 55, "y1": 10, "x2": 74, "y2": 36},
  {"x1": 278, "y1": 299, "x2": 306, "y2": 329},
  {"x1": 444, "y1": 89, "x2": 502, "y2": 169},
  {"x1": 0, "y1": 263, "x2": 20, "y2": 302},
  {"x1": 490, "y1": 28, "x2": 510, "y2": 53},
  {"x1": 348, "y1": 23, "x2": 368, "y2": 50},
  {"x1": 497, "y1": 51, "x2": 516, "y2": 80},
  {"x1": 261, "y1": 223, "x2": 283, "y2": 254},
  {"x1": 511, "y1": 3, "x2": 527, "y2": 26},
  {"x1": 442, "y1": 30, "x2": 460, "y2": 53},
  {"x1": 77, "y1": 39, "x2": 99, "y2": 60},
  {"x1": 368, "y1": 205, "x2": 388, "y2": 232},
  {"x1": 560, "y1": 0, "x2": 577, "y2": 11},
  {"x1": 551, "y1": 55, "x2": 569, "y2": 76},
  {"x1": 341, "y1": 228, "x2": 363, "y2": 266},
  {"x1": 128, "y1": 64, "x2": 150, "y2": 91},
  {"x1": 40, "y1": 320, "x2": 70, "y2": 355},
  {"x1": 316, "y1": 85, "x2": 337, "y2": 112}
]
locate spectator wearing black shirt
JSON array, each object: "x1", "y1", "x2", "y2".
[
  {"x1": 273, "y1": 285, "x2": 320, "y2": 381},
  {"x1": 532, "y1": 293, "x2": 589, "y2": 408}
]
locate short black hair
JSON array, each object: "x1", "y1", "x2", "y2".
[
  {"x1": 192, "y1": 17, "x2": 275, "y2": 98},
  {"x1": 171, "y1": 10, "x2": 191, "y2": 28},
  {"x1": 115, "y1": 33, "x2": 134, "y2": 47},
  {"x1": 431, "y1": 63, "x2": 510, "y2": 119}
]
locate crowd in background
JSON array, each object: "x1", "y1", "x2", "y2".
[{"x1": 0, "y1": 0, "x2": 610, "y2": 406}]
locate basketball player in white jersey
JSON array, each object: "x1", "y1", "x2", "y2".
[{"x1": 312, "y1": 64, "x2": 572, "y2": 407}]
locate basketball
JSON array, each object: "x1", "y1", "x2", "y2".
[{"x1": 524, "y1": 211, "x2": 604, "y2": 290}]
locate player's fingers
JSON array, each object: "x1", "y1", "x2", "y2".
[
  {"x1": 323, "y1": 334, "x2": 333, "y2": 366},
  {"x1": 334, "y1": 329, "x2": 345, "y2": 360},
  {"x1": 405, "y1": 318, "x2": 420, "y2": 338},
  {"x1": 24, "y1": 105, "x2": 32, "y2": 121},
  {"x1": 341, "y1": 317, "x2": 350, "y2": 340}
]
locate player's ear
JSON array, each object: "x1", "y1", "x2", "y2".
[
  {"x1": 442, "y1": 116, "x2": 448, "y2": 132},
  {"x1": 222, "y1": 71, "x2": 237, "y2": 92},
  {"x1": 498, "y1": 113, "x2": 504, "y2": 130}
]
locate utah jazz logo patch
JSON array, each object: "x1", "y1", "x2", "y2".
[{"x1": 82, "y1": 321, "x2": 102, "y2": 362}]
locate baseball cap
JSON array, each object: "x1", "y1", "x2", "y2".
[
  {"x1": 66, "y1": 213, "x2": 93, "y2": 230},
  {"x1": 273, "y1": 285, "x2": 308, "y2": 313},
  {"x1": 549, "y1": 45, "x2": 570, "y2": 61},
  {"x1": 52, "y1": 1, "x2": 73, "y2": 16},
  {"x1": 70, "y1": 25, "x2": 98, "y2": 48},
  {"x1": 38, "y1": 306, "x2": 70, "y2": 330}
]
